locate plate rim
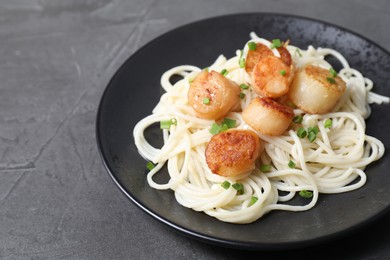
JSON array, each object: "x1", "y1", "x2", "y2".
[{"x1": 95, "y1": 12, "x2": 390, "y2": 250}]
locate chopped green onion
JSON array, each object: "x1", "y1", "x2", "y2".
[
  {"x1": 146, "y1": 161, "x2": 155, "y2": 171},
  {"x1": 270, "y1": 39, "x2": 282, "y2": 49},
  {"x1": 232, "y1": 182, "x2": 244, "y2": 195},
  {"x1": 329, "y1": 67, "x2": 337, "y2": 77},
  {"x1": 203, "y1": 97, "x2": 210, "y2": 105},
  {"x1": 308, "y1": 131, "x2": 317, "y2": 143},
  {"x1": 326, "y1": 77, "x2": 336, "y2": 84},
  {"x1": 280, "y1": 70, "x2": 286, "y2": 76},
  {"x1": 249, "y1": 196, "x2": 258, "y2": 206},
  {"x1": 239, "y1": 58, "x2": 246, "y2": 68},
  {"x1": 222, "y1": 118, "x2": 236, "y2": 128},
  {"x1": 288, "y1": 160, "x2": 296, "y2": 169},
  {"x1": 209, "y1": 123, "x2": 222, "y2": 135},
  {"x1": 308, "y1": 126, "x2": 319, "y2": 135},
  {"x1": 240, "y1": 83, "x2": 249, "y2": 90},
  {"x1": 293, "y1": 115, "x2": 303, "y2": 124},
  {"x1": 260, "y1": 164, "x2": 272, "y2": 172},
  {"x1": 203, "y1": 67, "x2": 209, "y2": 72},
  {"x1": 220, "y1": 69, "x2": 228, "y2": 76},
  {"x1": 221, "y1": 181, "x2": 231, "y2": 189},
  {"x1": 160, "y1": 118, "x2": 177, "y2": 129},
  {"x1": 209, "y1": 118, "x2": 236, "y2": 135},
  {"x1": 295, "y1": 48, "x2": 302, "y2": 57},
  {"x1": 297, "y1": 127, "x2": 307, "y2": 138},
  {"x1": 239, "y1": 92, "x2": 246, "y2": 99},
  {"x1": 299, "y1": 190, "x2": 313, "y2": 199},
  {"x1": 324, "y1": 119, "x2": 333, "y2": 129},
  {"x1": 248, "y1": 41, "x2": 257, "y2": 50}
]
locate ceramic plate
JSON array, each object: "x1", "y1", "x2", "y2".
[{"x1": 96, "y1": 13, "x2": 390, "y2": 250}]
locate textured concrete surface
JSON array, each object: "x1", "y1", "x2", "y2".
[{"x1": 1, "y1": 0, "x2": 390, "y2": 259}]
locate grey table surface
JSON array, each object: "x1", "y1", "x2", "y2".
[{"x1": 1, "y1": 0, "x2": 390, "y2": 259}]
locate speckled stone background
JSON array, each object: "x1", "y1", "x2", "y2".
[{"x1": 1, "y1": 0, "x2": 390, "y2": 259}]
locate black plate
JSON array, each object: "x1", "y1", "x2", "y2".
[{"x1": 96, "y1": 13, "x2": 390, "y2": 250}]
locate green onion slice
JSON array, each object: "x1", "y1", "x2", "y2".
[
  {"x1": 299, "y1": 190, "x2": 313, "y2": 199},
  {"x1": 221, "y1": 181, "x2": 231, "y2": 190},
  {"x1": 249, "y1": 196, "x2": 258, "y2": 206},
  {"x1": 240, "y1": 83, "x2": 249, "y2": 90},
  {"x1": 220, "y1": 69, "x2": 228, "y2": 76},
  {"x1": 288, "y1": 160, "x2": 296, "y2": 169},
  {"x1": 160, "y1": 118, "x2": 177, "y2": 129},
  {"x1": 329, "y1": 67, "x2": 337, "y2": 77},
  {"x1": 280, "y1": 70, "x2": 286, "y2": 76},
  {"x1": 293, "y1": 115, "x2": 303, "y2": 124},
  {"x1": 270, "y1": 39, "x2": 282, "y2": 49},
  {"x1": 209, "y1": 118, "x2": 236, "y2": 135},
  {"x1": 146, "y1": 161, "x2": 155, "y2": 171},
  {"x1": 260, "y1": 164, "x2": 272, "y2": 172},
  {"x1": 326, "y1": 77, "x2": 336, "y2": 84},
  {"x1": 203, "y1": 97, "x2": 210, "y2": 105},
  {"x1": 248, "y1": 41, "x2": 257, "y2": 50},
  {"x1": 239, "y1": 58, "x2": 245, "y2": 68},
  {"x1": 232, "y1": 182, "x2": 244, "y2": 195},
  {"x1": 297, "y1": 127, "x2": 307, "y2": 138},
  {"x1": 295, "y1": 48, "x2": 303, "y2": 57},
  {"x1": 324, "y1": 119, "x2": 333, "y2": 129}
]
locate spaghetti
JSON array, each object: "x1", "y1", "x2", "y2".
[{"x1": 133, "y1": 33, "x2": 388, "y2": 224}]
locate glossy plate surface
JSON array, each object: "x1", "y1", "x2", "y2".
[{"x1": 96, "y1": 13, "x2": 390, "y2": 250}]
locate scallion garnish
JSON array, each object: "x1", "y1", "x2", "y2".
[
  {"x1": 270, "y1": 39, "x2": 282, "y2": 49},
  {"x1": 248, "y1": 41, "x2": 257, "y2": 50},
  {"x1": 160, "y1": 118, "x2": 177, "y2": 129},
  {"x1": 203, "y1": 97, "x2": 210, "y2": 105},
  {"x1": 307, "y1": 131, "x2": 317, "y2": 143},
  {"x1": 221, "y1": 181, "x2": 231, "y2": 190},
  {"x1": 288, "y1": 160, "x2": 296, "y2": 169},
  {"x1": 240, "y1": 83, "x2": 249, "y2": 90},
  {"x1": 307, "y1": 126, "x2": 319, "y2": 142},
  {"x1": 249, "y1": 196, "x2": 258, "y2": 206},
  {"x1": 326, "y1": 77, "x2": 336, "y2": 84},
  {"x1": 260, "y1": 164, "x2": 272, "y2": 172},
  {"x1": 280, "y1": 70, "x2": 286, "y2": 76},
  {"x1": 324, "y1": 119, "x2": 333, "y2": 129},
  {"x1": 239, "y1": 58, "x2": 246, "y2": 68},
  {"x1": 299, "y1": 190, "x2": 313, "y2": 199},
  {"x1": 222, "y1": 118, "x2": 236, "y2": 128},
  {"x1": 329, "y1": 67, "x2": 337, "y2": 78},
  {"x1": 293, "y1": 115, "x2": 303, "y2": 124},
  {"x1": 232, "y1": 182, "x2": 244, "y2": 195},
  {"x1": 239, "y1": 92, "x2": 246, "y2": 99},
  {"x1": 297, "y1": 127, "x2": 307, "y2": 138},
  {"x1": 295, "y1": 48, "x2": 302, "y2": 57},
  {"x1": 220, "y1": 69, "x2": 228, "y2": 76},
  {"x1": 308, "y1": 126, "x2": 319, "y2": 135},
  {"x1": 209, "y1": 118, "x2": 236, "y2": 135},
  {"x1": 146, "y1": 161, "x2": 155, "y2": 171}
]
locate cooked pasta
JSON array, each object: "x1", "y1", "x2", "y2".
[{"x1": 133, "y1": 33, "x2": 389, "y2": 224}]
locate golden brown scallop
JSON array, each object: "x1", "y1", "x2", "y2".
[
  {"x1": 242, "y1": 97, "x2": 294, "y2": 136},
  {"x1": 188, "y1": 70, "x2": 241, "y2": 120},
  {"x1": 251, "y1": 55, "x2": 294, "y2": 98},
  {"x1": 245, "y1": 43, "x2": 274, "y2": 73},
  {"x1": 245, "y1": 43, "x2": 292, "y2": 73},
  {"x1": 288, "y1": 65, "x2": 346, "y2": 114},
  {"x1": 205, "y1": 129, "x2": 262, "y2": 177}
]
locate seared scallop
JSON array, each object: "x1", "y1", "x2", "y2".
[
  {"x1": 188, "y1": 70, "x2": 241, "y2": 120},
  {"x1": 251, "y1": 55, "x2": 294, "y2": 98},
  {"x1": 288, "y1": 65, "x2": 346, "y2": 114},
  {"x1": 205, "y1": 129, "x2": 262, "y2": 177},
  {"x1": 242, "y1": 97, "x2": 294, "y2": 136}
]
